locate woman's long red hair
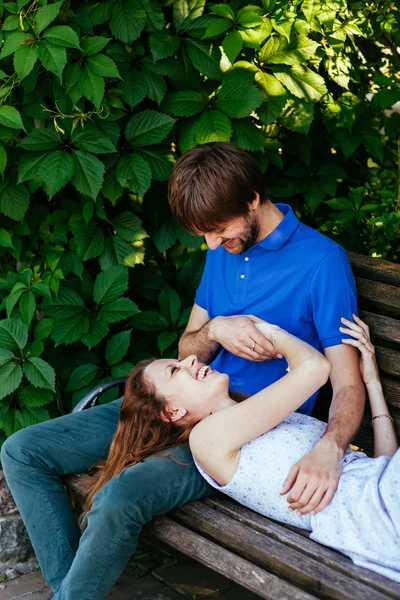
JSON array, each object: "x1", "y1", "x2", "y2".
[{"x1": 79, "y1": 359, "x2": 192, "y2": 522}]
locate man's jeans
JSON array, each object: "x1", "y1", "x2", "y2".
[{"x1": 1, "y1": 399, "x2": 213, "y2": 600}]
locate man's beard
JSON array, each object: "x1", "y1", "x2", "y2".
[{"x1": 222, "y1": 215, "x2": 259, "y2": 254}]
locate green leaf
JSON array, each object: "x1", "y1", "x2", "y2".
[
  {"x1": 302, "y1": 0, "x2": 321, "y2": 22},
  {"x1": 6, "y1": 283, "x2": 27, "y2": 317},
  {"x1": 0, "y1": 183, "x2": 30, "y2": 220},
  {"x1": 0, "y1": 348, "x2": 15, "y2": 367},
  {"x1": 13, "y1": 45, "x2": 38, "y2": 80},
  {"x1": 74, "y1": 223, "x2": 104, "y2": 261},
  {"x1": 261, "y1": 36, "x2": 319, "y2": 66},
  {"x1": 280, "y1": 99, "x2": 314, "y2": 134},
  {"x1": 66, "y1": 364, "x2": 101, "y2": 392},
  {"x1": 125, "y1": 110, "x2": 176, "y2": 147},
  {"x1": 72, "y1": 130, "x2": 116, "y2": 154},
  {"x1": 119, "y1": 69, "x2": 148, "y2": 109},
  {"x1": 159, "y1": 286, "x2": 181, "y2": 326},
  {"x1": 222, "y1": 30, "x2": 243, "y2": 63},
  {"x1": 19, "y1": 128, "x2": 61, "y2": 151},
  {"x1": 105, "y1": 329, "x2": 131, "y2": 366},
  {"x1": 238, "y1": 11, "x2": 263, "y2": 27},
  {"x1": 0, "y1": 318, "x2": 28, "y2": 351},
  {"x1": 149, "y1": 30, "x2": 181, "y2": 61},
  {"x1": 255, "y1": 71, "x2": 288, "y2": 100},
  {"x1": 81, "y1": 36, "x2": 112, "y2": 55},
  {"x1": 194, "y1": 109, "x2": 232, "y2": 143},
  {"x1": 93, "y1": 265, "x2": 128, "y2": 304},
  {"x1": 158, "y1": 330, "x2": 178, "y2": 354},
  {"x1": 136, "y1": 148, "x2": 175, "y2": 182},
  {"x1": 274, "y1": 65, "x2": 327, "y2": 101},
  {"x1": 131, "y1": 310, "x2": 168, "y2": 331},
  {"x1": 82, "y1": 319, "x2": 109, "y2": 349},
  {"x1": 39, "y1": 150, "x2": 75, "y2": 198},
  {"x1": 186, "y1": 39, "x2": 222, "y2": 80},
  {"x1": 99, "y1": 297, "x2": 140, "y2": 324},
  {"x1": 43, "y1": 288, "x2": 84, "y2": 320},
  {"x1": 0, "y1": 106, "x2": 24, "y2": 129},
  {"x1": 0, "y1": 32, "x2": 27, "y2": 60},
  {"x1": 0, "y1": 361, "x2": 22, "y2": 400},
  {"x1": 18, "y1": 151, "x2": 48, "y2": 183},
  {"x1": 87, "y1": 54, "x2": 121, "y2": 79},
  {"x1": 51, "y1": 316, "x2": 87, "y2": 346},
  {"x1": 153, "y1": 219, "x2": 177, "y2": 252},
  {"x1": 211, "y1": 4, "x2": 235, "y2": 20},
  {"x1": 363, "y1": 134, "x2": 383, "y2": 161},
  {"x1": 23, "y1": 357, "x2": 55, "y2": 391},
  {"x1": 173, "y1": 0, "x2": 205, "y2": 30},
  {"x1": 217, "y1": 69, "x2": 264, "y2": 118},
  {"x1": 110, "y1": 0, "x2": 147, "y2": 44},
  {"x1": 116, "y1": 154, "x2": 152, "y2": 197},
  {"x1": 113, "y1": 211, "x2": 147, "y2": 243},
  {"x1": 43, "y1": 25, "x2": 81, "y2": 49},
  {"x1": 102, "y1": 167, "x2": 123, "y2": 204},
  {"x1": 162, "y1": 91, "x2": 207, "y2": 117},
  {"x1": 203, "y1": 17, "x2": 231, "y2": 39},
  {"x1": 19, "y1": 290, "x2": 36, "y2": 326},
  {"x1": 111, "y1": 362, "x2": 133, "y2": 378},
  {"x1": 145, "y1": 0, "x2": 165, "y2": 31},
  {"x1": 231, "y1": 118, "x2": 265, "y2": 151},
  {"x1": 72, "y1": 150, "x2": 105, "y2": 199},
  {"x1": 0, "y1": 145, "x2": 7, "y2": 178},
  {"x1": 80, "y1": 65, "x2": 105, "y2": 108},
  {"x1": 324, "y1": 197, "x2": 354, "y2": 210},
  {"x1": 34, "y1": 318, "x2": 53, "y2": 340},
  {"x1": 271, "y1": 16, "x2": 293, "y2": 41},
  {"x1": 34, "y1": 1, "x2": 63, "y2": 34},
  {"x1": 37, "y1": 40, "x2": 67, "y2": 81},
  {"x1": 2, "y1": 15, "x2": 19, "y2": 30},
  {"x1": 142, "y1": 70, "x2": 167, "y2": 105},
  {"x1": 19, "y1": 386, "x2": 53, "y2": 408},
  {"x1": 0, "y1": 228, "x2": 13, "y2": 248}
]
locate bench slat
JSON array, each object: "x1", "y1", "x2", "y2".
[
  {"x1": 172, "y1": 502, "x2": 393, "y2": 600},
  {"x1": 146, "y1": 517, "x2": 318, "y2": 600},
  {"x1": 203, "y1": 497, "x2": 400, "y2": 600},
  {"x1": 360, "y1": 310, "x2": 400, "y2": 344},
  {"x1": 349, "y1": 253, "x2": 400, "y2": 287},
  {"x1": 356, "y1": 278, "x2": 400, "y2": 314},
  {"x1": 376, "y1": 347, "x2": 400, "y2": 377}
]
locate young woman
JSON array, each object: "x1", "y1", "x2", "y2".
[{"x1": 82, "y1": 315, "x2": 399, "y2": 582}]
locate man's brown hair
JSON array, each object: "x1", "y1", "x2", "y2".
[{"x1": 168, "y1": 142, "x2": 268, "y2": 234}]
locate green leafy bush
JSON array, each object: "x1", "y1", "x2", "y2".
[{"x1": 0, "y1": 0, "x2": 399, "y2": 440}]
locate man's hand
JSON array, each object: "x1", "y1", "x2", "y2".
[
  {"x1": 280, "y1": 437, "x2": 343, "y2": 515},
  {"x1": 208, "y1": 315, "x2": 280, "y2": 362}
]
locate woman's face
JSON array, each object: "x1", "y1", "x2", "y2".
[{"x1": 144, "y1": 355, "x2": 229, "y2": 424}]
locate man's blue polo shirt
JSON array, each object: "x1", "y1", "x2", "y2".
[{"x1": 194, "y1": 203, "x2": 358, "y2": 415}]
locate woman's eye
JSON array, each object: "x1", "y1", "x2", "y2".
[{"x1": 171, "y1": 366, "x2": 178, "y2": 374}]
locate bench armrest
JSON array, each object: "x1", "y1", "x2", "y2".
[{"x1": 72, "y1": 378, "x2": 126, "y2": 413}]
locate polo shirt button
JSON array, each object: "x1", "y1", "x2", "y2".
[
  {"x1": 240, "y1": 274, "x2": 245, "y2": 279},
  {"x1": 245, "y1": 257, "x2": 249, "y2": 261}
]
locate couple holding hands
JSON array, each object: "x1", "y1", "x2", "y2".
[{"x1": 2, "y1": 143, "x2": 399, "y2": 599}]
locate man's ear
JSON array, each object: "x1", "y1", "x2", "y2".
[
  {"x1": 160, "y1": 407, "x2": 187, "y2": 423},
  {"x1": 248, "y1": 192, "x2": 260, "y2": 210}
]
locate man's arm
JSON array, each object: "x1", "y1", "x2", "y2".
[
  {"x1": 281, "y1": 343, "x2": 365, "y2": 515},
  {"x1": 179, "y1": 304, "x2": 279, "y2": 363}
]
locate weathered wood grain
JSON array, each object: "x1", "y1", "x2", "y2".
[
  {"x1": 203, "y1": 497, "x2": 400, "y2": 599},
  {"x1": 360, "y1": 310, "x2": 400, "y2": 343},
  {"x1": 172, "y1": 502, "x2": 392, "y2": 600},
  {"x1": 356, "y1": 277, "x2": 400, "y2": 313},
  {"x1": 146, "y1": 517, "x2": 318, "y2": 600},
  {"x1": 375, "y1": 346, "x2": 400, "y2": 377},
  {"x1": 349, "y1": 252, "x2": 400, "y2": 287}
]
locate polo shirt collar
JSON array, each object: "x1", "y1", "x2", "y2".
[{"x1": 256, "y1": 203, "x2": 299, "y2": 251}]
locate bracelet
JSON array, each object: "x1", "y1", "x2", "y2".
[
  {"x1": 271, "y1": 327, "x2": 282, "y2": 353},
  {"x1": 371, "y1": 413, "x2": 394, "y2": 427}
]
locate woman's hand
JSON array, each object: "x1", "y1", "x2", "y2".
[{"x1": 339, "y1": 314, "x2": 380, "y2": 386}]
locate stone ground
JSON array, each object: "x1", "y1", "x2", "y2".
[{"x1": 0, "y1": 541, "x2": 259, "y2": 600}]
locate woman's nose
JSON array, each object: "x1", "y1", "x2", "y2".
[{"x1": 182, "y1": 354, "x2": 197, "y2": 369}]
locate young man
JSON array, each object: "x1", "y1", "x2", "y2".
[
  {"x1": 1, "y1": 142, "x2": 364, "y2": 600},
  {"x1": 169, "y1": 142, "x2": 365, "y2": 515}
]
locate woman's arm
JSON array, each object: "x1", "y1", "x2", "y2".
[
  {"x1": 340, "y1": 315, "x2": 398, "y2": 458},
  {"x1": 190, "y1": 324, "x2": 331, "y2": 485}
]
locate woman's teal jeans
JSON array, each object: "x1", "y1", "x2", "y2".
[{"x1": 1, "y1": 399, "x2": 213, "y2": 600}]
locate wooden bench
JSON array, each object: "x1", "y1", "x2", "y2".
[{"x1": 65, "y1": 252, "x2": 400, "y2": 600}]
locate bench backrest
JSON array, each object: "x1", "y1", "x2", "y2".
[{"x1": 314, "y1": 252, "x2": 400, "y2": 453}]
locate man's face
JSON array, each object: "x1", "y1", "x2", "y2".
[{"x1": 203, "y1": 212, "x2": 259, "y2": 254}]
